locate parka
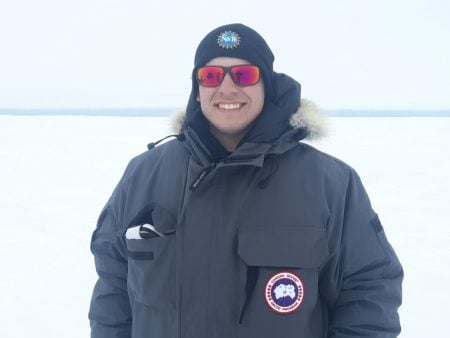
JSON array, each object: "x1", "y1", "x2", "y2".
[{"x1": 88, "y1": 95, "x2": 403, "y2": 338}]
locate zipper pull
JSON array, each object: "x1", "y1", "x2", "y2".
[{"x1": 189, "y1": 162, "x2": 217, "y2": 191}]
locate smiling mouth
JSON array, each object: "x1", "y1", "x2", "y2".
[{"x1": 217, "y1": 103, "x2": 245, "y2": 110}]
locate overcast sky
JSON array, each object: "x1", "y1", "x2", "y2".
[{"x1": 0, "y1": 0, "x2": 449, "y2": 110}]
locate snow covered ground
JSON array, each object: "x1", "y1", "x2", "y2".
[{"x1": 1, "y1": 115, "x2": 449, "y2": 337}]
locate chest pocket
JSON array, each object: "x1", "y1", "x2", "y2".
[
  {"x1": 237, "y1": 226, "x2": 329, "y2": 338},
  {"x1": 124, "y1": 203, "x2": 177, "y2": 309},
  {"x1": 126, "y1": 235, "x2": 176, "y2": 306}
]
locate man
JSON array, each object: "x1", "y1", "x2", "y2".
[{"x1": 89, "y1": 23, "x2": 403, "y2": 338}]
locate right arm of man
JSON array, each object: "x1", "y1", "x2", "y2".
[
  {"x1": 89, "y1": 205, "x2": 131, "y2": 338},
  {"x1": 88, "y1": 158, "x2": 138, "y2": 338},
  {"x1": 89, "y1": 204, "x2": 131, "y2": 338}
]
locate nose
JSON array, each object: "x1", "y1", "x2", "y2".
[{"x1": 218, "y1": 73, "x2": 238, "y2": 95}]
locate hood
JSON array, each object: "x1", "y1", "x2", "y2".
[{"x1": 170, "y1": 98, "x2": 327, "y2": 142}]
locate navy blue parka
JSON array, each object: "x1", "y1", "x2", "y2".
[{"x1": 89, "y1": 73, "x2": 403, "y2": 337}]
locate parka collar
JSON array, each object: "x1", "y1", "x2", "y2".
[
  {"x1": 173, "y1": 98, "x2": 327, "y2": 166},
  {"x1": 172, "y1": 98, "x2": 327, "y2": 142}
]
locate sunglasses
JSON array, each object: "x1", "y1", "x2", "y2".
[{"x1": 197, "y1": 65, "x2": 260, "y2": 87}]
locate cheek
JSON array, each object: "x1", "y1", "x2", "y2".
[
  {"x1": 197, "y1": 89, "x2": 213, "y2": 115},
  {"x1": 197, "y1": 87, "x2": 212, "y2": 105},
  {"x1": 249, "y1": 84, "x2": 265, "y2": 110}
]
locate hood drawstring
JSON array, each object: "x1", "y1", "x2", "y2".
[
  {"x1": 147, "y1": 133, "x2": 186, "y2": 150},
  {"x1": 257, "y1": 156, "x2": 279, "y2": 189}
]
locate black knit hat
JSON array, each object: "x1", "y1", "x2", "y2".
[{"x1": 192, "y1": 23, "x2": 275, "y2": 100}]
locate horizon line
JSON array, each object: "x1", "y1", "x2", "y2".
[{"x1": 1, "y1": 107, "x2": 450, "y2": 117}]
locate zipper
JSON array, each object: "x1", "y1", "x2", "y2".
[
  {"x1": 178, "y1": 286, "x2": 183, "y2": 338},
  {"x1": 207, "y1": 179, "x2": 220, "y2": 338}
]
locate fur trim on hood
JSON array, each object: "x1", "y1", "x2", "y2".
[{"x1": 170, "y1": 98, "x2": 327, "y2": 141}]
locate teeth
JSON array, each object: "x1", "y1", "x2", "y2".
[{"x1": 219, "y1": 103, "x2": 241, "y2": 110}]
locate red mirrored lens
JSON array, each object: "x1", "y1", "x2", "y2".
[
  {"x1": 197, "y1": 67, "x2": 225, "y2": 87},
  {"x1": 197, "y1": 65, "x2": 260, "y2": 87},
  {"x1": 230, "y1": 65, "x2": 260, "y2": 86}
]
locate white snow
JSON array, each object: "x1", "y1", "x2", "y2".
[{"x1": 1, "y1": 115, "x2": 448, "y2": 337}]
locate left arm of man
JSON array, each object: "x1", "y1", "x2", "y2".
[{"x1": 327, "y1": 169, "x2": 403, "y2": 337}]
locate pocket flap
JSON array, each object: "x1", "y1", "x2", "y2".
[
  {"x1": 125, "y1": 202, "x2": 177, "y2": 235},
  {"x1": 238, "y1": 227, "x2": 329, "y2": 268}
]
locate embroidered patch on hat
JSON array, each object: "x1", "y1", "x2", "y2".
[
  {"x1": 265, "y1": 271, "x2": 304, "y2": 314},
  {"x1": 217, "y1": 31, "x2": 240, "y2": 49}
]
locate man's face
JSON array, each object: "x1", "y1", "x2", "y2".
[{"x1": 197, "y1": 57, "x2": 265, "y2": 150}]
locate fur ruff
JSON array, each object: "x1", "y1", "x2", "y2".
[{"x1": 170, "y1": 98, "x2": 327, "y2": 141}]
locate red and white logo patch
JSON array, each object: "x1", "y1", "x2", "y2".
[{"x1": 265, "y1": 271, "x2": 304, "y2": 314}]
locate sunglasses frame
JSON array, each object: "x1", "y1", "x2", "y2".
[{"x1": 197, "y1": 64, "x2": 261, "y2": 87}]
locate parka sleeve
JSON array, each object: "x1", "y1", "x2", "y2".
[
  {"x1": 88, "y1": 164, "x2": 133, "y2": 338},
  {"x1": 328, "y1": 169, "x2": 403, "y2": 337}
]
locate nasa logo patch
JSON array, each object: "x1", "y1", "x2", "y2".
[
  {"x1": 217, "y1": 31, "x2": 240, "y2": 49},
  {"x1": 265, "y1": 271, "x2": 304, "y2": 314}
]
